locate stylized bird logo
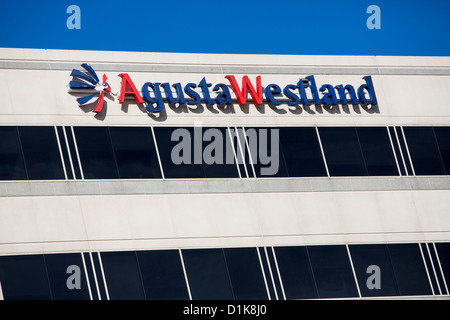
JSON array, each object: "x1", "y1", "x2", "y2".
[{"x1": 68, "y1": 63, "x2": 111, "y2": 113}]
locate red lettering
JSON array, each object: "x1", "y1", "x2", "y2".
[
  {"x1": 118, "y1": 73, "x2": 144, "y2": 104},
  {"x1": 225, "y1": 75, "x2": 262, "y2": 105}
]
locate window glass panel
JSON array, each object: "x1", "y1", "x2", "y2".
[
  {"x1": 433, "y1": 127, "x2": 450, "y2": 175},
  {"x1": 274, "y1": 246, "x2": 318, "y2": 299},
  {"x1": 403, "y1": 127, "x2": 445, "y2": 175},
  {"x1": 74, "y1": 127, "x2": 119, "y2": 179},
  {"x1": 109, "y1": 127, "x2": 162, "y2": 179},
  {"x1": 100, "y1": 251, "x2": 145, "y2": 300},
  {"x1": 154, "y1": 127, "x2": 205, "y2": 178},
  {"x1": 201, "y1": 127, "x2": 240, "y2": 178},
  {"x1": 223, "y1": 247, "x2": 268, "y2": 300},
  {"x1": 244, "y1": 127, "x2": 288, "y2": 178},
  {"x1": 349, "y1": 244, "x2": 399, "y2": 297},
  {"x1": 307, "y1": 245, "x2": 358, "y2": 298},
  {"x1": 182, "y1": 248, "x2": 233, "y2": 299},
  {"x1": 0, "y1": 254, "x2": 52, "y2": 300},
  {"x1": 435, "y1": 242, "x2": 450, "y2": 290},
  {"x1": 279, "y1": 127, "x2": 327, "y2": 177},
  {"x1": 319, "y1": 127, "x2": 368, "y2": 176},
  {"x1": 136, "y1": 250, "x2": 189, "y2": 300},
  {"x1": 387, "y1": 243, "x2": 432, "y2": 296},
  {"x1": 44, "y1": 253, "x2": 90, "y2": 300},
  {"x1": 154, "y1": 127, "x2": 239, "y2": 178},
  {"x1": 356, "y1": 127, "x2": 399, "y2": 176},
  {"x1": 0, "y1": 126, "x2": 27, "y2": 180},
  {"x1": 18, "y1": 126, "x2": 65, "y2": 180}
]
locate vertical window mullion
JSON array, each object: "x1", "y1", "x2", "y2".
[
  {"x1": 151, "y1": 126, "x2": 165, "y2": 180},
  {"x1": 418, "y1": 243, "x2": 436, "y2": 296},
  {"x1": 178, "y1": 249, "x2": 192, "y2": 300},
  {"x1": 54, "y1": 126, "x2": 68, "y2": 180},
  {"x1": 433, "y1": 243, "x2": 450, "y2": 295},
  {"x1": 234, "y1": 126, "x2": 250, "y2": 178},
  {"x1": 96, "y1": 252, "x2": 110, "y2": 300},
  {"x1": 346, "y1": 244, "x2": 362, "y2": 298},
  {"x1": 315, "y1": 126, "x2": 330, "y2": 177},
  {"x1": 227, "y1": 126, "x2": 242, "y2": 179},
  {"x1": 400, "y1": 126, "x2": 416, "y2": 176},
  {"x1": 255, "y1": 247, "x2": 271, "y2": 300},
  {"x1": 270, "y1": 247, "x2": 286, "y2": 300},
  {"x1": 242, "y1": 126, "x2": 257, "y2": 178},
  {"x1": 71, "y1": 126, "x2": 85, "y2": 180},
  {"x1": 80, "y1": 252, "x2": 93, "y2": 300},
  {"x1": 394, "y1": 127, "x2": 410, "y2": 176},
  {"x1": 386, "y1": 126, "x2": 402, "y2": 176}
]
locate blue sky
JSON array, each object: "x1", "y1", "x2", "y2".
[{"x1": 0, "y1": 0, "x2": 449, "y2": 56}]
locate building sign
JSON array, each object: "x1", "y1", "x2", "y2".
[{"x1": 68, "y1": 64, "x2": 378, "y2": 115}]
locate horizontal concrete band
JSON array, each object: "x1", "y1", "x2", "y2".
[
  {"x1": 1, "y1": 60, "x2": 450, "y2": 75},
  {"x1": 1, "y1": 176, "x2": 449, "y2": 197}
]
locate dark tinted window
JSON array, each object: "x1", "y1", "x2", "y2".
[
  {"x1": 0, "y1": 126, "x2": 27, "y2": 180},
  {"x1": 279, "y1": 127, "x2": 327, "y2": 177},
  {"x1": 109, "y1": 127, "x2": 162, "y2": 179},
  {"x1": 136, "y1": 250, "x2": 189, "y2": 300},
  {"x1": 435, "y1": 243, "x2": 450, "y2": 289},
  {"x1": 274, "y1": 246, "x2": 318, "y2": 299},
  {"x1": 74, "y1": 127, "x2": 119, "y2": 179},
  {"x1": 18, "y1": 126, "x2": 65, "y2": 180},
  {"x1": 307, "y1": 245, "x2": 358, "y2": 298},
  {"x1": 356, "y1": 127, "x2": 399, "y2": 176},
  {"x1": 182, "y1": 248, "x2": 233, "y2": 299},
  {"x1": 387, "y1": 243, "x2": 432, "y2": 296},
  {"x1": 245, "y1": 127, "x2": 288, "y2": 177},
  {"x1": 101, "y1": 251, "x2": 145, "y2": 300},
  {"x1": 319, "y1": 127, "x2": 367, "y2": 176},
  {"x1": 201, "y1": 127, "x2": 240, "y2": 178},
  {"x1": 434, "y1": 127, "x2": 450, "y2": 174},
  {"x1": 403, "y1": 127, "x2": 445, "y2": 175},
  {"x1": 0, "y1": 254, "x2": 52, "y2": 300},
  {"x1": 154, "y1": 127, "x2": 239, "y2": 178},
  {"x1": 349, "y1": 244, "x2": 399, "y2": 297},
  {"x1": 44, "y1": 253, "x2": 90, "y2": 300},
  {"x1": 224, "y1": 247, "x2": 268, "y2": 300},
  {"x1": 154, "y1": 127, "x2": 205, "y2": 178}
]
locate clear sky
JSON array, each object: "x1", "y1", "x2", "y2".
[{"x1": 0, "y1": 0, "x2": 449, "y2": 56}]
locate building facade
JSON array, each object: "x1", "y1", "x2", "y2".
[{"x1": 0, "y1": 48, "x2": 450, "y2": 300}]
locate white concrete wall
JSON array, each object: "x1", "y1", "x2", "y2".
[{"x1": 0, "y1": 189, "x2": 449, "y2": 255}]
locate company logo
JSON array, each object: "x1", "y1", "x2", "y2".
[
  {"x1": 68, "y1": 63, "x2": 111, "y2": 113},
  {"x1": 68, "y1": 64, "x2": 378, "y2": 117}
]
